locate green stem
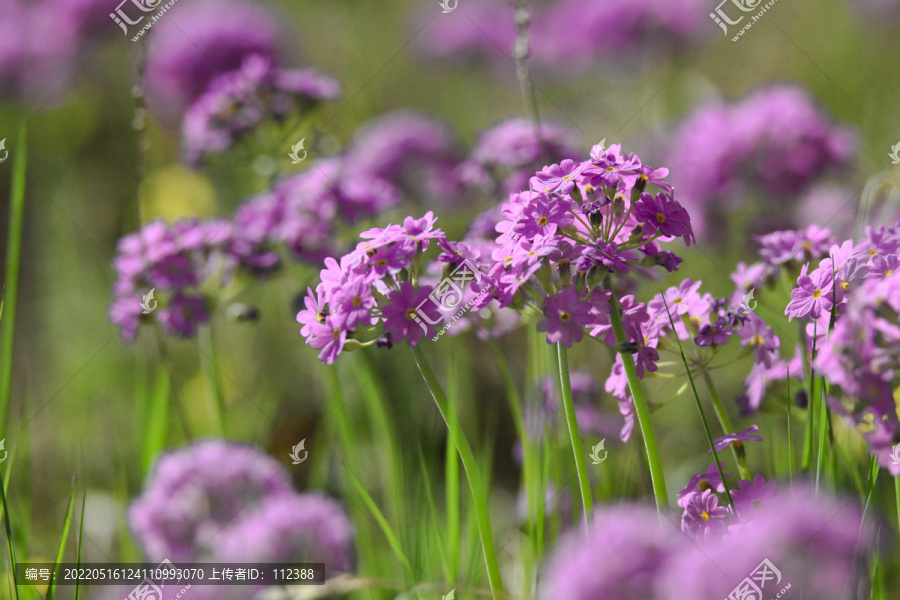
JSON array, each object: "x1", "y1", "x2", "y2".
[
  {"x1": 410, "y1": 345, "x2": 504, "y2": 596},
  {"x1": 701, "y1": 371, "x2": 751, "y2": 481},
  {"x1": 895, "y1": 478, "x2": 900, "y2": 538},
  {"x1": 1, "y1": 127, "x2": 27, "y2": 435},
  {"x1": 555, "y1": 344, "x2": 593, "y2": 528},
  {"x1": 197, "y1": 325, "x2": 225, "y2": 436},
  {"x1": 607, "y1": 285, "x2": 669, "y2": 511},
  {"x1": 815, "y1": 372, "x2": 829, "y2": 493}
]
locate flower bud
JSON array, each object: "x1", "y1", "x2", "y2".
[
  {"x1": 226, "y1": 303, "x2": 260, "y2": 323},
  {"x1": 612, "y1": 195, "x2": 626, "y2": 219},
  {"x1": 589, "y1": 210, "x2": 604, "y2": 228},
  {"x1": 795, "y1": 389, "x2": 808, "y2": 409}
]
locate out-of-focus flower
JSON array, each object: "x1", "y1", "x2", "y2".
[
  {"x1": 460, "y1": 118, "x2": 582, "y2": 193},
  {"x1": 668, "y1": 85, "x2": 855, "y2": 239},
  {"x1": 216, "y1": 494, "x2": 355, "y2": 575},
  {"x1": 676, "y1": 463, "x2": 728, "y2": 507},
  {"x1": 146, "y1": 0, "x2": 280, "y2": 116},
  {"x1": 343, "y1": 110, "x2": 465, "y2": 201},
  {"x1": 129, "y1": 440, "x2": 296, "y2": 562},
  {"x1": 539, "y1": 505, "x2": 681, "y2": 600},
  {"x1": 730, "y1": 473, "x2": 777, "y2": 517}
]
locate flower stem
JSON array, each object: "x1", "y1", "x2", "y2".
[
  {"x1": 410, "y1": 345, "x2": 505, "y2": 596},
  {"x1": 701, "y1": 370, "x2": 751, "y2": 480},
  {"x1": 606, "y1": 284, "x2": 669, "y2": 511},
  {"x1": 555, "y1": 343, "x2": 593, "y2": 529}
]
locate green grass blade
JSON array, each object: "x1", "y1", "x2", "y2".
[
  {"x1": 74, "y1": 492, "x2": 86, "y2": 600},
  {"x1": 0, "y1": 126, "x2": 27, "y2": 434},
  {"x1": 0, "y1": 477, "x2": 20, "y2": 600},
  {"x1": 660, "y1": 298, "x2": 735, "y2": 512},
  {"x1": 141, "y1": 368, "x2": 170, "y2": 476},
  {"x1": 46, "y1": 475, "x2": 77, "y2": 600},
  {"x1": 444, "y1": 353, "x2": 460, "y2": 583},
  {"x1": 343, "y1": 465, "x2": 412, "y2": 572}
]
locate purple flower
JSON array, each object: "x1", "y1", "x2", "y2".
[
  {"x1": 730, "y1": 473, "x2": 777, "y2": 517},
  {"x1": 129, "y1": 441, "x2": 295, "y2": 562},
  {"x1": 330, "y1": 276, "x2": 376, "y2": 329},
  {"x1": 306, "y1": 316, "x2": 348, "y2": 365},
  {"x1": 632, "y1": 192, "x2": 695, "y2": 246},
  {"x1": 539, "y1": 505, "x2": 680, "y2": 600},
  {"x1": 512, "y1": 194, "x2": 574, "y2": 239},
  {"x1": 680, "y1": 489, "x2": 729, "y2": 539},
  {"x1": 785, "y1": 265, "x2": 835, "y2": 320},
  {"x1": 382, "y1": 282, "x2": 436, "y2": 346},
  {"x1": 146, "y1": 0, "x2": 279, "y2": 115},
  {"x1": 693, "y1": 317, "x2": 732, "y2": 347},
  {"x1": 662, "y1": 485, "x2": 872, "y2": 600},
  {"x1": 157, "y1": 294, "x2": 209, "y2": 338},
  {"x1": 677, "y1": 463, "x2": 728, "y2": 506},
  {"x1": 216, "y1": 493, "x2": 355, "y2": 575},
  {"x1": 537, "y1": 287, "x2": 593, "y2": 347},
  {"x1": 709, "y1": 425, "x2": 763, "y2": 453},
  {"x1": 530, "y1": 159, "x2": 584, "y2": 195},
  {"x1": 461, "y1": 119, "x2": 582, "y2": 193},
  {"x1": 736, "y1": 313, "x2": 780, "y2": 367}
]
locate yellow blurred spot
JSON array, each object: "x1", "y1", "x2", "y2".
[{"x1": 140, "y1": 166, "x2": 216, "y2": 222}]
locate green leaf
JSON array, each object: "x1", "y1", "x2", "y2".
[
  {"x1": 46, "y1": 475, "x2": 77, "y2": 600},
  {"x1": 0, "y1": 477, "x2": 20, "y2": 600}
]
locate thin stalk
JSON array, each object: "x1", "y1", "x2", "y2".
[
  {"x1": 786, "y1": 367, "x2": 794, "y2": 487},
  {"x1": 661, "y1": 300, "x2": 735, "y2": 513},
  {"x1": 815, "y1": 371, "x2": 829, "y2": 493},
  {"x1": 445, "y1": 353, "x2": 461, "y2": 584},
  {"x1": 0, "y1": 127, "x2": 27, "y2": 434},
  {"x1": 410, "y1": 345, "x2": 504, "y2": 596},
  {"x1": 895, "y1": 478, "x2": 900, "y2": 538},
  {"x1": 606, "y1": 281, "x2": 669, "y2": 511},
  {"x1": 802, "y1": 325, "x2": 817, "y2": 471},
  {"x1": 701, "y1": 371, "x2": 750, "y2": 480},
  {"x1": 197, "y1": 325, "x2": 226, "y2": 436},
  {"x1": 555, "y1": 344, "x2": 593, "y2": 528}
]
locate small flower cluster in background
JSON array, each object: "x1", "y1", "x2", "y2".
[
  {"x1": 667, "y1": 85, "x2": 855, "y2": 239},
  {"x1": 419, "y1": 0, "x2": 711, "y2": 70},
  {"x1": 129, "y1": 441, "x2": 354, "y2": 572},
  {"x1": 539, "y1": 484, "x2": 870, "y2": 600}
]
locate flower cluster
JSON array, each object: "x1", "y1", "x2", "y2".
[
  {"x1": 478, "y1": 142, "x2": 694, "y2": 365},
  {"x1": 108, "y1": 219, "x2": 279, "y2": 341},
  {"x1": 420, "y1": 0, "x2": 710, "y2": 70},
  {"x1": 298, "y1": 212, "x2": 491, "y2": 364},
  {"x1": 540, "y1": 485, "x2": 871, "y2": 600},
  {"x1": 668, "y1": 85, "x2": 855, "y2": 238},
  {"x1": 129, "y1": 440, "x2": 355, "y2": 573},
  {"x1": 182, "y1": 54, "x2": 340, "y2": 165},
  {"x1": 145, "y1": 0, "x2": 341, "y2": 164},
  {"x1": 786, "y1": 222, "x2": 900, "y2": 474},
  {"x1": 459, "y1": 118, "x2": 582, "y2": 194}
]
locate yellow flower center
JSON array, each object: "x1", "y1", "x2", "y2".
[
  {"x1": 885, "y1": 269, "x2": 894, "y2": 276},
  {"x1": 751, "y1": 335, "x2": 764, "y2": 346},
  {"x1": 376, "y1": 259, "x2": 388, "y2": 267},
  {"x1": 405, "y1": 308, "x2": 419, "y2": 321},
  {"x1": 869, "y1": 249, "x2": 877, "y2": 257},
  {"x1": 701, "y1": 512, "x2": 710, "y2": 522},
  {"x1": 559, "y1": 311, "x2": 572, "y2": 322},
  {"x1": 538, "y1": 216, "x2": 549, "y2": 227},
  {"x1": 656, "y1": 212, "x2": 666, "y2": 224},
  {"x1": 812, "y1": 289, "x2": 822, "y2": 299},
  {"x1": 352, "y1": 296, "x2": 362, "y2": 307},
  {"x1": 606, "y1": 166, "x2": 616, "y2": 172},
  {"x1": 698, "y1": 480, "x2": 711, "y2": 491},
  {"x1": 332, "y1": 328, "x2": 341, "y2": 340},
  {"x1": 840, "y1": 280, "x2": 849, "y2": 291},
  {"x1": 673, "y1": 297, "x2": 683, "y2": 304}
]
